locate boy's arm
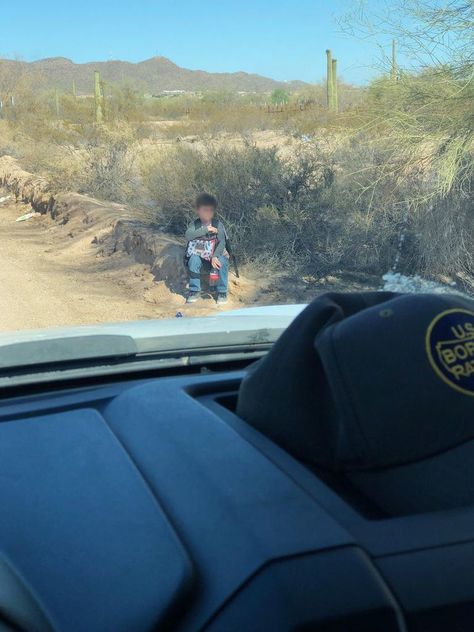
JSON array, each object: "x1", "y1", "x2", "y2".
[
  {"x1": 214, "y1": 222, "x2": 226, "y2": 258},
  {"x1": 185, "y1": 221, "x2": 209, "y2": 242}
]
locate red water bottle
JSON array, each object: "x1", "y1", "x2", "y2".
[{"x1": 209, "y1": 267, "x2": 219, "y2": 287}]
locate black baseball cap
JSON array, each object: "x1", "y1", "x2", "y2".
[{"x1": 237, "y1": 291, "x2": 474, "y2": 515}]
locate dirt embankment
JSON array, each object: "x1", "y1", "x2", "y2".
[
  {"x1": 0, "y1": 154, "x2": 186, "y2": 289},
  {"x1": 0, "y1": 156, "x2": 260, "y2": 331}
]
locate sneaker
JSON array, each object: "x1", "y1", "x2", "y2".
[
  {"x1": 216, "y1": 292, "x2": 228, "y2": 305},
  {"x1": 186, "y1": 292, "x2": 200, "y2": 304}
]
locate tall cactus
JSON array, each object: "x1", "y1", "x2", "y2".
[
  {"x1": 326, "y1": 49, "x2": 334, "y2": 111},
  {"x1": 72, "y1": 79, "x2": 77, "y2": 98},
  {"x1": 54, "y1": 88, "x2": 60, "y2": 118},
  {"x1": 391, "y1": 39, "x2": 398, "y2": 81},
  {"x1": 94, "y1": 70, "x2": 103, "y2": 124},
  {"x1": 332, "y1": 58, "x2": 338, "y2": 113},
  {"x1": 100, "y1": 79, "x2": 107, "y2": 118}
]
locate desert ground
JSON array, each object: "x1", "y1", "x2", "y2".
[
  {"x1": 0, "y1": 196, "x2": 251, "y2": 332},
  {"x1": 0, "y1": 190, "x2": 382, "y2": 332}
]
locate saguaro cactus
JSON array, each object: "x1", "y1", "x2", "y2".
[
  {"x1": 332, "y1": 58, "x2": 338, "y2": 113},
  {"x1": 54, "y1": 88, "x2": 60, "y2": 118},
  {"x1": 391, "y1": 39, "x2": 398, "y2": 81},
  {"x1": 94, "y1": 70, "x2": 103, "y2": 124},
  {"x1": 326, "y1": 49, "x2": 334, "y2": 111},
  {"x1": 100, "y1": 79, "x2": 107, "y2": 115},
  {"x1": 72, "y1": 79, "x2": 77, "y2": 98}
]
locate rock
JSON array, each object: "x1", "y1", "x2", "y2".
[{"x1": 111, "y1": 219, "x2": 187, "y2": 290}]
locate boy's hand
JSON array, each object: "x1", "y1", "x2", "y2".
[
  {"x1": 211, "y1": 257, "x2": 222, "y2": 269},
  {"x1": 207, "y1": 225, "x2": 218, "y2": 234}
]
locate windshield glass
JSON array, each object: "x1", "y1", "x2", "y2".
[{"x1": 0, "y1": 0, "x2": 472, "y2": 337}]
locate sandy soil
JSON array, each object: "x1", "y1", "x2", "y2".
[{"x1": 0, "y1": 198, "x2": 250, "y2": 332}]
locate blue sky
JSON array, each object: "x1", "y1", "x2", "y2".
[{"x1": 1, "y1": 0, "x2": 401, "y2": 85}]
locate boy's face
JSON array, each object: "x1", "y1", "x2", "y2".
[{"x1": 197, "y1": 205, "x2": 215, "y2": 225}]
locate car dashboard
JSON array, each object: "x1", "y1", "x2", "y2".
[{"x1": 0, "y1": 365, "x2": 473, "y2": 631}]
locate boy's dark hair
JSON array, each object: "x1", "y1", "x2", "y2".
[{"x1": 195, "y1": 193, "x2": 217, "y2": 210}]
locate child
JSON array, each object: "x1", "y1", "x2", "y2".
[{"x1": 185, "y1": 193, "x2": 229, "y2": 304}]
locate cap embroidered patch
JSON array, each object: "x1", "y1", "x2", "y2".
[{"x1": 426, "y1": 308, "x2": 474, "y2": 396}]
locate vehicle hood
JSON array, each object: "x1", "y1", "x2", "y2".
[{"x1": 0, "y1": 304, "x2": 307, "y2": 370}]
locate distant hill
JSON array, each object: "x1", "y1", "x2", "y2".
[{"x1": 0, "y1": 56, "x2": 308, "y2": 94}]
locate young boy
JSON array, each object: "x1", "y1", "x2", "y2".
[{"x1": 185, "y1": 193, "x2": 229, "y2": 305}]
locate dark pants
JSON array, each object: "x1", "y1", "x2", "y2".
[{"x1": 188, "y1": 255, "x2": 228, "y2": 293}]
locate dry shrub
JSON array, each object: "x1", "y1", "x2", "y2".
[
  {"x1": 142, "y1": 128, "x2": 473, "y2": 282},
  {"x1": 415, "y1": 172, "x2": 474, "y2": 276},
  {"x1": 142, "y1": 141, "x2": 347, "y2": 273},
  {"x1": 75, "y1": 124, "x2": 141, "y2": 203}
]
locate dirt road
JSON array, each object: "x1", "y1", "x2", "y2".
[
  {"x1": 0, "y1": 202, "x2": 152, "y2": 331},
  {"x1": 0, "y1": 198, "x2": 205, "y2": 331}
]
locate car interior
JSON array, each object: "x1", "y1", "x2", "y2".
[{"x1": 0, "y1": 291, "x2": 473, "y2": 631}]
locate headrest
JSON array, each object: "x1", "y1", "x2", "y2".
[{"x1": 237, "y1": 291, "x2": 474, "y2": 473}]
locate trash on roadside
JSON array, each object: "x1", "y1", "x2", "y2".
[
  {"x1": 15, "y1": 211, "x2": 39, "y2": 222},
  {"x1": 175, "y1": 311, "x2": 184, "y2": 318},
  {"x1": 0, "y1": 195, "x2": 12, "y2": 204}
]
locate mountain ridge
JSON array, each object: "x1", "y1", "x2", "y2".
[{"x1": 0, "y1": 56, "x2": 308, "y2": 94}]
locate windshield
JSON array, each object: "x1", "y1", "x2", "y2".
[{"x1": 0, "y1": 0, "x2": 472, "y2": 338}]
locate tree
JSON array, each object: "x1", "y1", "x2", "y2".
[{"x1": 339, "y1": 0, "x2": 474, "y2": 276}]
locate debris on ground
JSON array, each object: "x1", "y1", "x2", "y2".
[
  {"x1": 15, "y1": 211, "x2": 41, "y2": 222},
  {"x1": 382, "y1": 272, "x2": 469, "y2": 297}
]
